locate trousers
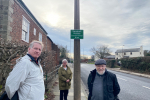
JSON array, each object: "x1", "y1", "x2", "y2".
[
  {"x1": 60, "y1": 90, "x2": 68, "y2": 100},
  {"x1": 0, "y1": 91, "x2": 19, "y2": 100}
]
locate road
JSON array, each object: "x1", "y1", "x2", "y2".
[{"x1": 81, "y1": 63, "x2": 150, "y2": 100}]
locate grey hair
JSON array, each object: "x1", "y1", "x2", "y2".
[
  {"x1": 62, "y1": 59, "x2": 68, "y2": 63},
  {"x1": 29, "y1": 40, "x2": 44, "y2": 50}
]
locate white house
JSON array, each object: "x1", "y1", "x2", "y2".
[
  {"x1": 94, "y1": 56, "x2": 100, "y2": 61},
  {"x1": 115, "y1": 46, "x2": 144, "y2": 59}
]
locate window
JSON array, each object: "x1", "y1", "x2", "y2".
[
  {"x1": 124, "y1": 52, "x2": 126, "y2": 55},
  {"x1": 39, "y1": 33, "x2": 42, "y2": 41},
  {"x1": 130, "y1": 52, "x2": 132, "y2": 55},
  {"x1": 22, "y1": 16, "x2": 30, "y2": 42},
  {"x1": 116, "y1": 53, "x2": 118, "y2": 55},
  {"x1": 140, "y1": 52, "x2": 141, "y2": 55},
  {"x1": 34, "y1": 28, "x2": 36, "y2": 35}
]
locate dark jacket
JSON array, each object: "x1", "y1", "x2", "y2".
[{"x1": 87, "y1": 69, "x2": 120, "y2": 100}]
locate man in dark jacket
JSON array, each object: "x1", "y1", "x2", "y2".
[{"x1": 87, "y1": 59, "x2": 120, "y2": 100}]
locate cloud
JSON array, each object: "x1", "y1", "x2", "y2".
[{"x1": 23, "y1": 0, "x2": 150, "y2": 56}]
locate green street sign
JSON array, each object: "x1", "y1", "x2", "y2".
[{"x1": 71, "y1": 30, "x2": 84, "y2": 39}]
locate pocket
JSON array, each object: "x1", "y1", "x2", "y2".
[
  {"x1": 107, "y1": 84, "x2": 113, "y2": 92},
  {"x1": 20, "y1": 84, "x2": 31, "y2": 99},
  {"x1": 61, "y1": 82, "x2": 66, "y2": 87}
]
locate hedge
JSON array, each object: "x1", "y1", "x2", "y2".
[
  {"x1": 106, "y1": 60, "x2": 116, "y2": 68},
  {"x1": 120, "y1": 57, "x2": 150, "y2": 74}
]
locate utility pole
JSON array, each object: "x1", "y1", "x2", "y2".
[
  {"x1": 83, "y1": 48, "x2": 84, "y2": 59},
  {"x1": 122, "y1": 45, "x2": 124, "y2": 58},
  {"x1": 74, "y1": 0, "x2": 81, "y2": 100}
]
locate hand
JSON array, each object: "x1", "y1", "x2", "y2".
[
  {"x1": 114, "y1": 96, "x2": 119, "y2": 100},
  {"x1": 66, "y1": 79, "x2": 70, "y2": 82}
]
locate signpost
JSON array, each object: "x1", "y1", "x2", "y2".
[
  {"x1": 71, "y1": 30, "x2": 84, "y2": 39},
  {"x1": 73, "y1": 0, "x2": 81, "y2": 100}
]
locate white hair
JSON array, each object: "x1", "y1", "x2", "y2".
[
  {"x1": 62, "y1": 59, "x2": 68, "y2": 63},
  {"x1": 29, "y1": 40, "x2": 44, "y2": 50}
]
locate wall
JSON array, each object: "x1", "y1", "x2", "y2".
[
  {"x1": 52, "y1": 43, "x2": 60, "y2": 65},
  {"x1": 47, "y1": 36, "x2": 52, "y2": 51},
  {"x1": 0, "y1": 0, "x2": 14, "y2": 40}
]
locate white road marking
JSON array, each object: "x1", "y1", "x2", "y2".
[
  {"x1": 143, "y1": 86, "x2": 150, "y2": 90},
  {"x1": 117, "y1": 77, "x2": 127, "y2": 81}
]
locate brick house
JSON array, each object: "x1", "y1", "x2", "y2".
[{"x1": 0, "y1": 0, "x2": 60, "y2": 64}]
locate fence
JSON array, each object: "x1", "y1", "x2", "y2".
[{"x1": 44, "y1": 65, "x2": 60, "y2": 92}]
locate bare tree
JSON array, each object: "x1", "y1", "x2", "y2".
[
  {"x1": 91, "y1": 55, "x2": 95, "y2": 60},
  {"x1": 58, "y1": 45, "x2": 69, "y2": 58},
  {"x1": 90, "y1": 45, "x2": 111, "y2": 59}
]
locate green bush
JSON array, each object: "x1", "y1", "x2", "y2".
[
  {"x1": 106, "y1": 60, "x2": 116, "y2": 68},
  {"x1": 121, "y1": 57, "x2": 150, "y2": 74}
]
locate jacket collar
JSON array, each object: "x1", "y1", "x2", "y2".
[
  {"x1": 27, "y1": 54, "x2": 39, "y2": 65},
  {"x1": 61, "y1": 64, "x2": 68, "y2": 68}
]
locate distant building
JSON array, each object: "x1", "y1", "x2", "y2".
[
  {"x1": 105, "y1": 55, "x2": 115, "y2": 60},
  {"x1": 94, "y1": 56, "x2": 100, "y2": 61},
  {"x1": 115, "y1": 46, "x2": 144, "y2": 59}
]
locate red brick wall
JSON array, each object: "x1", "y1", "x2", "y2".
[
  {"x1": 10, "y1": 1, "x2": 50, "y2": 51},
  {"x1": 52, "y1": 43, "x2": 60, "y2": 65},
  {"x1": 56, "y1": 46, "x2": 60, "y2": 65},
  {"x1": 47, "y1": 38, "x2": 52, "y2": 51}
]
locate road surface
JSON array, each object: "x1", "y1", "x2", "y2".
[{"x1": 81, "y1": 63, "x2": 150, "y2": 100}]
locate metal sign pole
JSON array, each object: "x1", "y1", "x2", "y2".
[{"x1": 74, "y1": 0, "x2": 81, "y2": 100}]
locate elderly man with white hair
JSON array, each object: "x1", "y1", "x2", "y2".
[
  {"x1": 58, "y1": 59, "x2": 72, "y2": 100},
  {"x1": 87, "y1": 59, "x2": 120, "y2": 100}
]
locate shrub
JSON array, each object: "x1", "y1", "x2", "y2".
[
  {"x1": 121, "y1": 57, "x2": 150, "y2": 74},
  {"x1": 106, "y1": 60, "x2": 116, "y2": 68}
]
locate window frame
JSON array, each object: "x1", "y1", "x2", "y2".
[
  {"x1": 34, "y1": 28, "x2": 36, "y2": 35},
  {"x1": 39, "y1": 32, "x2": 42, "y2": 42},
  {"x1": 22, "y1": 16, "x2": 30, "y2": 43}
]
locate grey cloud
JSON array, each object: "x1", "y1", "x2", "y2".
[{"x1": 23, "y1": 0, "x2": 150, "y2": 56}]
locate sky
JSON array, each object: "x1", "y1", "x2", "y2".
[{"x1": 22, "y1": 0, "x2": 150, "y2": 57}]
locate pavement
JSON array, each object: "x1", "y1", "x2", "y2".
[
  {"x1": 52, "y1": 64, "x2": 88, "y2": 100},
  {"x1": 107, "y1": 67, "x2": 150, "y2": 79}
]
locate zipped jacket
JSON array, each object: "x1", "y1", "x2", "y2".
[
  {"x1": 5, "y1": 55, "x2": 45, "y2": 100},
  {"x1": 87, "y1": 69, "x2": 120, "y2": 100}
]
